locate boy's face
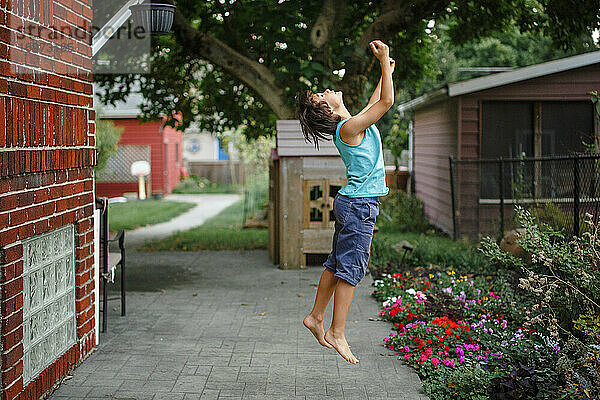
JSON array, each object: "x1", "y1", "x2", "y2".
[{"x1": 313, "y1": 89, "x2": 343, "y2": 111}]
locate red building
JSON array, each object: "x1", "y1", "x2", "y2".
[
  {"x1": 94, "y1": 90, "x2": 183, "y2": 198},
  {"x1": 399, "y1": 51, "x2": 600, "y2": 239},
  {"x1": 0, "y1": 1, "x2": 97, "y2": 399}
]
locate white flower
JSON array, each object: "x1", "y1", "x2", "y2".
[
  {"x1": 382, "y1": 300, "x2": 391, "y2": 308},
  {"x1": 406, "y1": 288, "x2": 416, "y2": 296}
]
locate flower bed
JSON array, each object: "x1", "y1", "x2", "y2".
[
  {"x1": 371, "y1": 207, "x2": 600, "y2": 399},
  {"x1": 373, "y1": 271, "x2": 564, "y2": 399}
]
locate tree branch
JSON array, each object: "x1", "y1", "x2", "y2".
[
  {"x1": 310, "y1": 0, "x2": 345, "y2": 48},
  {"x1": 171, "y1": 9, "x2": 294, "y2": 119},
  {"x1": 339, "y1": 0, "x2": 449, "y2": 111}
]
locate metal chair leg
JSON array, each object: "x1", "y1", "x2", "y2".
[
  {"x1": 121, "y1": 258, "x2": 126, "y2": 316},
  {"x1": 102, "y1": 275, "x2": 107, "y2": 333}
]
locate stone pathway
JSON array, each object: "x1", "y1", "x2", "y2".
[
  {"x1": 47, "y1": 249, "x2": 428, "y2": 399},
  {"x1": 124, "y1": 194, "x2": 241, "y2": 247}
]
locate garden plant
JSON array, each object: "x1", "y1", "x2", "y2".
[{"x1": 371, "y1": 200, "x2": 599, "y2": 399}]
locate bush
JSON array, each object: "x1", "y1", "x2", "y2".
[
  {"x1": 94, "y1": 118, "x2": 123, "y2": 173},
  {"x1": 370, "y1": 232, "x2": 490, "y2": 280},
  {"x1": 480, "y1": 207, "x2": 600, "y2": 398},
  {"x1": 377, "y1": 191, "x2": 431, "y2": 233},
  {"x1": 172, "y1": 175, "x2": 242, "y2": 194}
]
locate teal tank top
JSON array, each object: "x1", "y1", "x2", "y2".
[{"x1": 334, "y1": 118, "x2": 389, "y2": 198}]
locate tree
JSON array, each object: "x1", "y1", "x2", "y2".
[
  {"x1": 94, "y1": 0, "x2": 600, "y2": 139},
  {"x1": 94, "y1": 117, "x2": 124, "y2": 173}
]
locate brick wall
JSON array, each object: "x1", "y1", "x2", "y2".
[{"x1": 0, "y1": 0, "x2": 97, "y2": 399}]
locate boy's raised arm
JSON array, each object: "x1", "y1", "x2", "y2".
[
  {"x1": 342, "y1": 41, "x2": 394, "y2": 137},
  {"x1": 357, "y1": 58, "x2": 394, "y2": 116}
]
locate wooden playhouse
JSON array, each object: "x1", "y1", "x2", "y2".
[{"x1": 268, "y1": 120, "x2": 347, "y2": 269}]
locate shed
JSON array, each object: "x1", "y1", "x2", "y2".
[
  {"x1": 94, "y1": 87, "x2": 184, "y2": 198},
  {"x1": 268, "y1": 120, "x2": 347, "y2": 269},
  {"x1": 398, "y1": 51, "x2": 600, "y2": 239}
]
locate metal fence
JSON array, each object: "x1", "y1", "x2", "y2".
[{"x1": 449, "y1": 154, "x2": 600, "y2": 241}]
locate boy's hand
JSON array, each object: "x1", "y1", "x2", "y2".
[{"x1": 369, "y1": 40, "x2": 389, "y2": 62}]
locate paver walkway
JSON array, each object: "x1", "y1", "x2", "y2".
[
  {"x1": 124, "y1": 194, "x2": 241, "y2": 247},
  {"x1": 48, "y1": 249, "x2": 428, "y2": 399}
]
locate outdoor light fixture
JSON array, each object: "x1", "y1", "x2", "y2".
[
  {"x1": 92, "y1": 0, "x2": 176, "y2": 56},
  {"x1": 129, "y1": 0, "x2": 176, "y2": 36}
]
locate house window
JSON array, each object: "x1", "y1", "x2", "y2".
[{"x1": 480, "y1": 101, "x2": 594, "y2": 200}]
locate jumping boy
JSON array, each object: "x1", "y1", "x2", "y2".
[{"x1": 296, "y1": 40, "x2": 393, "y2": 364}]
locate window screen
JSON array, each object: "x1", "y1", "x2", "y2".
[
  {"x1": 481, "y1": 102, "x2": 534, "y2": 158},
  {"x1": 481, "y1": 102, "x2": 534, "y2": 198},
  {"x1": 542, "y1": 102, "x2": 594, "y2": 155}
]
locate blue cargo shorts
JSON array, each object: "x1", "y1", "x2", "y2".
[{"x1": 323, "y1": 193, "x2": 380, "y2": 286}]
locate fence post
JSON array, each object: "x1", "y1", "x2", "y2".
[
  {"x1": 449, "y1": 157, "x2": 458, "y2": 240},
  {"x1": 573, "y1": 156, "x2": 580, "y2": 237},
  {"x1": 499, "y1": 157, "x2": 505, "y2": 238}
]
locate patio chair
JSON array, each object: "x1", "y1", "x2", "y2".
[{"x1": 95, "y1": 197, "x2": 126, "y2": 333}]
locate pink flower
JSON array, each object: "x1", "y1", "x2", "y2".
[
  {"x1": 403, "y1": 354, "x2": 411, "y2": 359},
  {"x1": 403, "y1": 346, "x2": 410, "y2": 353},
  {"x1": 443, "y1": 358, "x2": 455, "y2": 367},
  {"x1": 431, "y1": 357, "x2": 440, "y2": 364},
  {"x1": 424, "y1": 326, "x2": 431, "y2": 332},
  {"x1": 424, "y1": 348, "x2": 432, "y2": 356},
  {"x1": 419, "y1": 354, "x2": 427, "y2": 362}
]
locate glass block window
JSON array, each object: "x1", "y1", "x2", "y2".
[{"x1": 22, "y1": 224, "x2": 76, "y2": 385}]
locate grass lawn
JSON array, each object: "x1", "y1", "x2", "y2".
[
  {"x1": 108, "y1": 199, "x2": 197, "y2": 233},
  {"x1": 140, "y1": 199, "x2": 268, "y2": 251}
]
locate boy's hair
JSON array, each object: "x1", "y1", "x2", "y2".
[{"x1": 295, "y1": 90, "x2": 341, "y2": 150}]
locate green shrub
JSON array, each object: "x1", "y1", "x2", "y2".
[
  {"x1": 370, "y1": 232, "x2": 490, "y2": 280},
  {"x1": 172, "y1": 175, "x2": 242, "y2": 194},
  {"x1": 377, "y1": 191, "x2": 431, "y2": 233},
  {"x1": 480, "y1": 206, "x2": 600, "y2": 398},
  {"x1": 94, "y1": 118, "x2": 123, "y2": 173}
]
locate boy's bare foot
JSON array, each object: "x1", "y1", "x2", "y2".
[
  {"x1": 303, "y1": 314, "x2": 333, "y2": 348},
  {"x1": 324, "y1": 329, "x2": 359, "y2": 364}
]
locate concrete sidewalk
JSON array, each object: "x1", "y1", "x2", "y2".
[
  {"x1": 47, "y1": 250, "x2": 427, "y2": 400},
  {"x1": 124, "y1": 194, "x2": 241, "y2": 247}
]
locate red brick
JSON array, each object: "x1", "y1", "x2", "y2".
[
  {"x1": 8, "y1": 208, "x2": 26, "y2": 226},
  {"x1": 17, "y1": 223, "x2": 33, "y2": 239},
  {"x1": 0, "y1": 227, "x2": 18, "y2": 244},
  {"x1": 0, "y1": 209, "x2": 7, "y2": 226},
  {"x1": 1, "y1": 244, "x2": 22, "y2": 263},
  {"x1": 33, "y1": 188, "x2": 48, "y2": 203},
  {"x1": 0, "y1": 193, "x2": 17, "y2": 211},
  {"x1": 33, "y1": 219, "x2": 49, "y2": 234},
  {"x1": 0, "y1": 292, "x2": 22, "y2": 316},
  {"x1": 1, "y1": 326, "x2": 22, "y2": 355},
  {"x1": 16, "y1": 191, "x2": 34, "y2": 207},
  {"x1": 26, "y1": 205, "x2": 42, "y2": 220},
  {"x1": 2, "y1": 361, "x2": 23, "y2": 387},
  {"x1": 3, "y1": 378, "x2": 23, "y2": 400}
]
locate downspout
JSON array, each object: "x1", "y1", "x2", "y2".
[{"x1": 408, "y1": 119, "x2": 415, "y2": 194}]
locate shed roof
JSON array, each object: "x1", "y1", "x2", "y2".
[{"x1": 398, "y1": 50, "x2": 600, "y2": 112}]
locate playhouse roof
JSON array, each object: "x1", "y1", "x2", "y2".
[
  {"x1": 398, "y1": 50, "x2": 600, "y2": 112},
  {"x1": 276, "y1": 120, "x2": 340, "y2": 157}
]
